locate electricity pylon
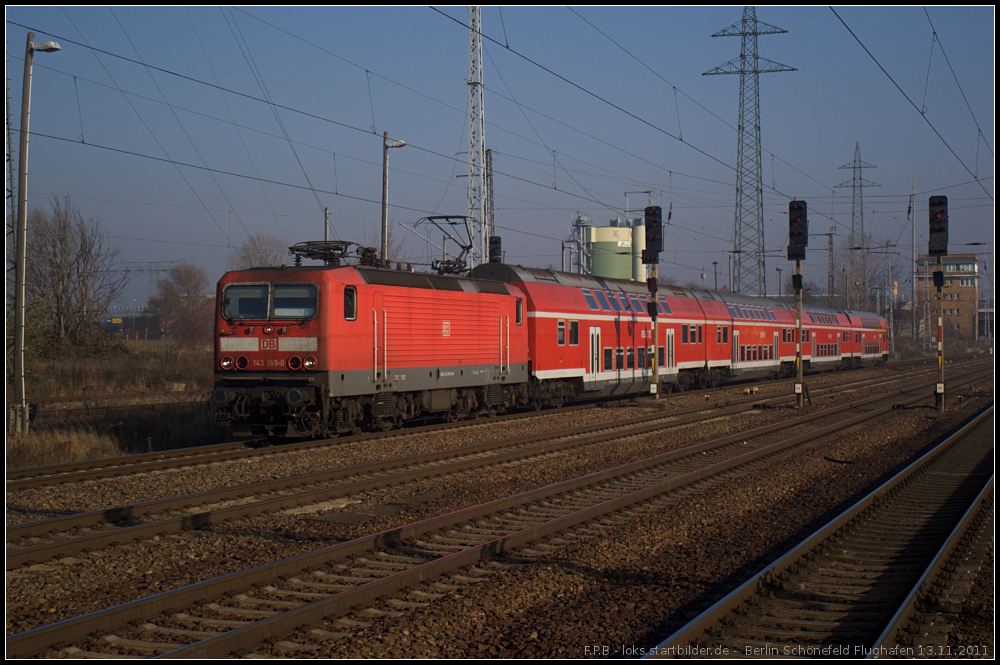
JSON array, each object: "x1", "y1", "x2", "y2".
[
  {"x1": 466, "y1": 5, "x2": 486, "y2": 270},
  {"x1": 835, "y1": 142, "x2": 879, "y2": 246},
  {"x1": 705, "y1": 6, "x2": 795, "y2": 296}
]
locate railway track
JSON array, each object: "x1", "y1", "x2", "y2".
[
  {"x1": 651, "y1": 406, "x2": 994, "y2": 659},
  {"x1": 6, "y1": 364, "x2": 991, "y2": 658},
  {"x1": 7, "y1": 363, "x2": 989, "y2": 568},
  {"x1": 8, "y1": 359, "x2": 984, "y2": 492}
]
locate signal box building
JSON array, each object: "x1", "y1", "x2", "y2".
[{"x1": 915, "y1": 253, "x2": 979, "y2": 340}]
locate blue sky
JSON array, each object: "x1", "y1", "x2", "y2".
[{"x1": 6, "y1": 6, "x2": 994, "y2": 307}]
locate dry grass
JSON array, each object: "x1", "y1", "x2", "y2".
[
  {"x1": 24, "y1": 340, "x2": 213, "y2": 399},
  {"x1": 5, "y1": 426, "x2": 124, "y2": 470},
  {"x1": 8, "y1": 340, "x2": 221, "y2": 469},
  {"x1": 6, "y1": 405, "x2": 224, "y2": 470}
]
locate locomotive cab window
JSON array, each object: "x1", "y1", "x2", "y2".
[
  {"x1": 222, "y1": 284, "x2": 268, "y2": 320},
  {"x1": 344, "y1": 286, "x2": 357, "y2": 321},
  {"x1": 223, "y1": 282, "x2": 317, "y2": 321},
  {"x1": 516, "y1": 298, "x2": 523, "y2": 325},
  {"x1": 273, "y1": 284, "x2": 317, "y2": 319}
]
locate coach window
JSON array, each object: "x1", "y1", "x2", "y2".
[
  {"x1": 637, "y1": 347, "x2": 646, "y2": 370},
  {"x1": 697, "y1": 325, "x2": 703, "y2": 344},
  {"x1": 557, "y1": 320, "x2": 566, "y2": 345},
  {"x1": 615, "y1": 348, "x2": 624, "y2": 370},
  {"x1": 722, "y1": 326, "x2": 729, "y2": 344},
  {"x1": 628, "y1": 293, "x2": 644, "y2": 314},
  {"x1": 344, "y1": 286, "x2": 357, "y2": 321},
  {"x1": 717, "y1": 325, "x2": 722, "y2": 344},
  {"x1": 595, "y1": 290, "x2": 611, "y2": 311},
  {"x1": 626, "y1": 347, "x2": 635, "y2": 370},
  {"x1": 582, "y1": 289, "x2": 599, "y2": 311},
  {"x1": 604, "y1": 348, "x2": 613, "y2": 371},
  {"x1": 569, "y1": 321, "x2": 579, "y2": 346},
  {"x1": 681, "y1": 325, "x2": 689, "y2": 344},
  {"x1": 605, "y1": 291, "x2": 623, "y2": 313}
]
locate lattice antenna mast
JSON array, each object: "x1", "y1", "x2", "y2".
[
  {"x1": 834, "y1": 142, "x2": 879, "y2": 246},
  {"x1": 705, "y1": 6, "x2": 795, "y2": 296},
  {"x1": 466, "y1": 5, "x2": 486, "y2": 270}
]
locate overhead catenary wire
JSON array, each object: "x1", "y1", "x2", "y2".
[
  {"x1": 830, "y1": 7, "x2": 993, "y2": 202},
  {"x1": 54, "y1": 10, "x2": 233, "y2": 246}
]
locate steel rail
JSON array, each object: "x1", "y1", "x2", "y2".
[
  {"x1": 647, "y1": 405, "x2": 994, "y2": 658},
  {"x1": 10, "y1": 360, "x2": 978, "y2": 489},
  {"x1": 10, "y1": 365, "x2": 986, "y2": 569},
  {"x1": 7, "y1": 373, "x2": 985, "y2": 658}
]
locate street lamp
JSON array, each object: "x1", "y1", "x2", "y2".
[
  {"x1": 12, "y1": 32, "x2": 60, "y2": 436},
  {"x1": 381, "y1": 131, "x2": 406, "y2": 265}
]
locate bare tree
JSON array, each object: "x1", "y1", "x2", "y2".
[
  {"x1": 226, "y1": 232, "x2": 287, "y2": 271},
  {"x1": 147, "y1": 263, "x2": 213, "y2": 344},
  {"x1": 25, "y1": 196, "x2": 130, "y2": 343}
]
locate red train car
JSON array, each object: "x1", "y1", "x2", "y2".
[
  {"x1": 213, "y1": 263, "x2": 529, "y2": 437},
  {"x1": 214, "y1": 256, "x2": 888, "y2": 439}
]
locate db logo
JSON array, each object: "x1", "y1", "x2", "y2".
[
  {"x1": 442, "y1": 321, "x2": 451, "y2": 337},
  {"x1": 261, "y1": 338, "x2": 277, "y2": 351}
]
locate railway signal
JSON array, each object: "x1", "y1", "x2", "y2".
[
  {"x1": 643, "y1": 206, "x2": 662, "y2": 261},
  {"x1": 786, "y1": 200, "x2": 808, "y2": 407},
  {"x1": 488, "y1": 235, "x2": 502, "y2": 263},
  {"x1": 928, "y1": 195, "x2": 948, "y2": 257},
  {"x1": 643, "y1": 205, "x2": 663, "y2": 398},
  {"x1": 928, "y1": 195, "x2": 948, "y2": 412},
  {"x1": 787, "y1": 200, "x2": 808, "y2": 261}
]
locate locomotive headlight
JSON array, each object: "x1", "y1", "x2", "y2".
[
  {"x1": 220, "y1": 356, "x2": 234, "y2": 370},
  {"x1": 304, "y1": 356, "x2": 317, "y2": 370},
  {"x1": 288, "y1": 356, "x2": 302, "y2": 370},
  {"x1": 236, "y1": 356, "x2": 248, "y2": 370},
  {"x1": 263, "y1": 325, "x2": 274, "y2": 334}
]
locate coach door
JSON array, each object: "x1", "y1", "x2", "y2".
[
  {"x1": 732, "y1": 329, "x2": 740, "y2": 370},
  {"x1": 586, "y1": 326, "x2": 601, "y2": 389},
  {"x1": 664, "y1": 328, "x2": 677, "y2": 374}
]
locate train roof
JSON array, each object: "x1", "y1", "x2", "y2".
[
  {"x1": 222, "y1": 263, "x2": 512, "y2": 295},
  {"x1": 470, "y1": 263, "x2": 884, "y2": 321},
  {"x1": 473, "y1": 263, "x2": 774, "y2": 306},
  {"x1": 354, "y1": 265, "x2": 511, "y2": 295}
]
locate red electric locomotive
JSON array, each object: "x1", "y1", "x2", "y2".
[
  {"x1": 213, "y1": 244, "x2": 888, "y2": 439},
  {"x1": 213, "y1": 250, "x2": 529, "y2": 438}
]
